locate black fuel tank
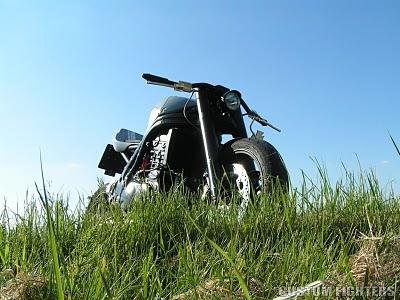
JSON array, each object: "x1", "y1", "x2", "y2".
[
  {"x1": 147, "y1": 96, "x2": 197, "y2": 127},
  {"x1": 157, "y1": 96, "x2": 196, "y2": 114}
]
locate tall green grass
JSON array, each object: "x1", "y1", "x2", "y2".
[
  {"x1": 35, "y1": 156, "x2": 64, "y2": 300},
  {"x1": 0, "y1": 167, "x2": 399, "y2": 299}
]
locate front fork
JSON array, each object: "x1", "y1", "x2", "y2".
[{"x1": 194, "y1": 88, "x2": 221, "y2": 201}]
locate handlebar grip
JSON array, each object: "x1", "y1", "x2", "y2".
[{"x1": 142, "y1": 73, "x2": 176, "y2": 86}]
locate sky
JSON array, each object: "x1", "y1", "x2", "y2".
[{"x1": 0, "y1": 0, "x2": 399, "y2": 212}]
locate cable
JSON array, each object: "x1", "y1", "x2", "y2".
[
  {"x1": 183, "y1": 92, "x2": 199, "y2": 130},
  {"x1": 250, "y1": 118, "x2": 256, "y2": 137}
]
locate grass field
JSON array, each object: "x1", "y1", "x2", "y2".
[{"x1": 0, "y1": 167, "x2": 399, "y2": 299}]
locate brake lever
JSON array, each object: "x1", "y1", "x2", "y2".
[
  {"x1": 249, "y1": 112, "x2": 281, "y2": 132},
  {"x1": 265, "y1": 121, "x2": 281, "y2": 132}
]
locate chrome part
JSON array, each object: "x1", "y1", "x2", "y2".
[
  {"x1": 232, "y1": 163, "x2": 251, "y2": 220},
  {"x1": 120, "y1": 181, "x2": 148, "y2": 207},
  {"x1": 201, "y1": 183, "x2": 210, "y2": 200},
  {"x1": 174, "y1": 81, "x2": 193, "y2": 92},
  {"x1": 146, "y1": 82, "x2": 175, "y2": 89},
  {"x1": 107, "y1": 178, "x2": 149, "y2": 208},
  {"x1": 222, "y1": 90, "x2": 241, "y2": 111},
  {"x1": 195, "y1": 88, "x2": 217, "y2": 201},
  {"x1": 121, "y1": 153, "x2": 129, "y2": 163}
]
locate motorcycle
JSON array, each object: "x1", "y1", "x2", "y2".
[{"x1": 96, "y1": 73, "x2": 288, "y2": 214}]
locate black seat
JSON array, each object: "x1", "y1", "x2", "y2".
[{"x1": 112, "y1": 128, "x2": 143, "y2": 153}]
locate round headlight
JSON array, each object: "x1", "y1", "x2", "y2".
[{"x1": 222, "y1": 91, "x2": 241, "y2": 111}]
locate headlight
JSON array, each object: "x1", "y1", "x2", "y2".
[{"x1": 222, "y1": 90, "x2": 241, "y2": 111}]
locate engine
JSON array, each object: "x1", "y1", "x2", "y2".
[
  {"x1": 108, "y1": 127, "x2": 205, "y2": 208},
  {"x1": 112, "y1": 130, "x2": 176, "y2": 207}
]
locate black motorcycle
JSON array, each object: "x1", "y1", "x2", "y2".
[{"x1": 97, "y1": 73, "x2": 288, "y2": 214}]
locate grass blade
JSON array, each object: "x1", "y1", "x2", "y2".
[
  {"x1": 100, "y1": 271, "x2": 113, "y2": 299},
  {"x1": 389, "y1": 132, "x2": 400, "y2": 156},
  {"x1": 186, "y1": 212, "x2": 252, "y2": 300},
  {"x1": 35, "y1": 153, "x2": 65, "y2": 300}
]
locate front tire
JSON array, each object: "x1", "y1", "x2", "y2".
[{"x1": 220, "y1": 138, "x2": 289, "y2": 202}]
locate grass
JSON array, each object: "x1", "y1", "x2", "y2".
[
  {"x1": 0, "y1": 167, "x2": 399, "y2": 299},
  {"x1": 389, "y1": 132, "x2": 400, "y2": 157}
]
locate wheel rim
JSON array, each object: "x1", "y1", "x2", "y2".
[
  {"x1": 223, "y1": 150, "x2": 264, "y2": 219},
  {"x1": 233, "y1": 150, "x2": 264, "y2": 190}
]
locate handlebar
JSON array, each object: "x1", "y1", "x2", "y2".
[
  {"x1": 142, "y1": 73, "x2": 226, "y2": 92},
  {"x1": 142, "y1": 73, "x2": 281, "y2": 131}
]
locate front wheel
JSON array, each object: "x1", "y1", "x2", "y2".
[{"x1": 220, "y1": 138, "x2": 289, "y2": 212}]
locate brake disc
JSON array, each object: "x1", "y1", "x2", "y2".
[{"x1": 232, "y1": 163, "x2": 251, "y2": 219}]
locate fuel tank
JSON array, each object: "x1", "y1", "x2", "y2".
[{"x1": 147, "y1": 96, "x2": 196, "y2": 129}]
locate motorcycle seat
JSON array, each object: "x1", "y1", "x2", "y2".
[{"x1": 112, "y1": 128, "x2": 143, "y2": 153}]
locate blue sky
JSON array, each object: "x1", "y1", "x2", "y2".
[{"x1": 0, "y1": 1, "x2": 399, "y2": 211}]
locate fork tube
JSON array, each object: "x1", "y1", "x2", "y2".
[{"x1": 195, "y1": 88, "x2": 219, "y2": 201}]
